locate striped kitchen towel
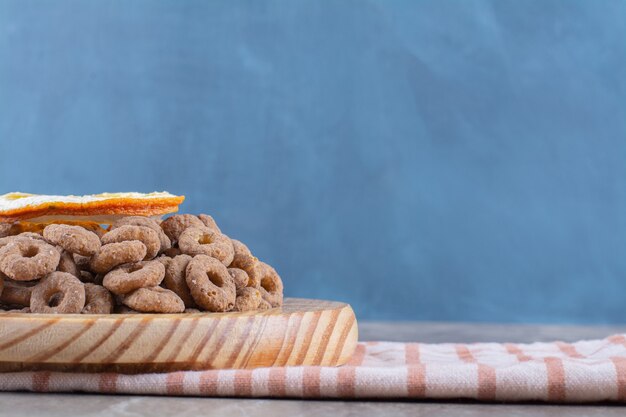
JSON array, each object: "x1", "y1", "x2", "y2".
[{"x1": 2, "y1": 334, "x2": 626, "y2": 402}]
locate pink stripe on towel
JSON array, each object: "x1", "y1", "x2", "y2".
[{"x1": 3, "y1": 334, "x2": 626, "y2": 403}]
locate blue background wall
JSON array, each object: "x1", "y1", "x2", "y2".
[{"x1": 0, "y1": 0, "x2": 625, "y2": 323}]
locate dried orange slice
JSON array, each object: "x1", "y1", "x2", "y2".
[{"x1": 0, "y1": 192, "x2": 184, "y2": 224}]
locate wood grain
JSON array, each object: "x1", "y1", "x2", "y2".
[{"x1": 0, "y1": 298, "x2": 357, "y2": 373}]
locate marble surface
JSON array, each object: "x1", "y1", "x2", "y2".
[
  {"x1": 1, "y1": 393, "x2": 626, "y2": 417},
  {"x1": 1, "y1": 321, "x2": 626, "y2": 417}
]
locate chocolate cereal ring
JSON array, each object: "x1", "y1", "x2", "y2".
[
  {"x1": 101, "y1": 225, "x2": 160, "y2": 260},
  {"x1": 30, "y1": 272, "x2": 86, "y2": 314},
  {"x1": 57, "y1": 250, "x2": 80, "y2": 277},
  {"x1": 228, "y1": 268, "x2": 249, "y2": 290},
  {"x1": 0, "y1": 238, "x2": 61, "y2": 281},
  {"x1": 43, "y1": 224, "x2": 101, "y2": 256},
  {"x1": 185, "y1": 255, "x2": 236, "y2": 312},
  {"x1": 163, "y1": 254, "x2": 196, "y2": 308},
  {"x1": 197, "y1": 214, "x2": 222, "y2": 233},
  {"x1": 257, "y1": 262, "x2": 284, "y2": 307},
  {"x1": 178, "y1": 227, "x2": 234, "y2": 266},
  {"x1": 122, "y1": 286, "x2": 185, "y2": 313},
  {"x1": 234, "y1": 287, "x2": 262, "y2": 312},
  {"x1": 103, "y1": 260, "x2": 165, "y2": 295},
  {"x1": 82, "y1": 283, "x2": 114, "y2": 314},
  {"x1": 112, "y1": 216, "x2": 171, "y2": 252},
  {"x1": 229, "y1": 255, "x2": 260, "y2": 288},
  {"x1": 89, "y1": 241, "x2": 147, "y2": 274},
  {"x1": 160, "y1": 214, "x2": 204, "y2": 243},
  {"x1": 229, "y1": 239, "x2": 262, "y2": 288},
  {"x1": 0, "y1": 279, "x2": 34, "y2": 306}
]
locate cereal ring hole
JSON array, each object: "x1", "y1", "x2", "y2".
[
  {"x1": 128, "y1": 264, "x2": 144, "y2": 273},
  {"x1": 261, "y1": 276, "x2": 276, "y2": 292},
  {"x1": 48, "y1": 292, "x2": 63, "y2": 307},
  {"x1": 22, "y1": 246, "x2": 39, "y2": 258},
  {"x1": 206, "y1": 271, "x2": 224, "y2": 288},
  {"x1": 198, "y1": 233, "x2": 213, "y2": 245}
]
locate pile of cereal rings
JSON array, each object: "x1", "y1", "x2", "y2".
[{"x1": 0, "y1": 214, "x2": 283, "y2": 314}]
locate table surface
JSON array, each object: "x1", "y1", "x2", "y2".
[{"x1": 2, "y1": 321, "x2": 626, "y2": 417}]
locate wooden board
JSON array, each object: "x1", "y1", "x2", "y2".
[{"x1": 0, "y1": 298, "x2": 358, "y2": 373}]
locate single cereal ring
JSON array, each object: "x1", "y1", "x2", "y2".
[
  {"x1": 234, "y1": 287, "x2": 262, "y2": 312},
  {"x1": 101, "y1": 225, "x2": 160, "y2": 260},
  {"x1": 0, "y1": 238, "x2": 61, "y2": 281},
  {"x1": 103, "y1": 260, "x2": 165, "y2": 295},
  {"x1": 57, "y1": 250, "x2": 80, "y2": 277},
  {"x1": 160, "y1": 214, "x2": 204, "y2": 243},
  {"x1": 257, "y1": 262, "x2": 284, "y2": 307},
  {"x1": 0, "y1": 279, "x2": 34, "y2": 306},
  {"x1": 82, "y1": 283, "x2": 114, "y2": 314},
  {"x1": 229, "y1": 239, "x2": 261, "y2": 288},
  {"x1": 197, "y1": 214, "x2": 222, "y2": 233},
  {"x1": 229, "y1": 252, "x2": 260, "y2": 288},
  {"x1": 122, "y1": 286, "x2": 185, "y2": 313},
  {"x1": 30, "y1": 272, "x2": 86, "y2": 314},
  {"x1": 228, "y1": 268, "x2": 249, "y2": 290},
  {"x1": 43, "y1": 224, "x2": 101, "y2": 256},
  {"x1": 178, "y1": 227, "x2": 234, "y2": 266},
  {"x1": 185, "y1": 255, "x2": 236, "y2": 312},
  {"x1": 112, "y1": 216, "x2": 171, "y2": 252},
  {"x1": 89, "y1": 241, "x2": 147, "y2": 274},
  {"x1": 163, "y1": 254, "x2": 196, "y2": 308}
]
